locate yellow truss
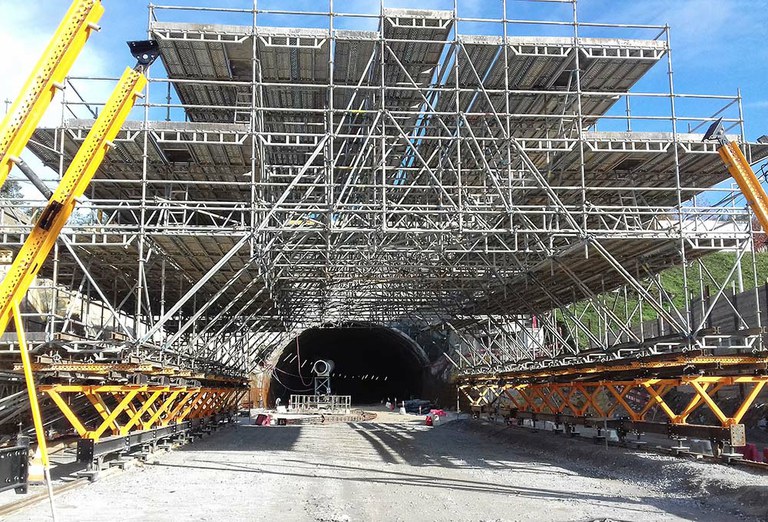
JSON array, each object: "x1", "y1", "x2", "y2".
[
  {"x1": 41, "y1": 385, "x2": 246, "y2": 441},
  {"x1": 460, "y1": 375, "x2": 768, "y2": 428},
  {"x1": 0, "y1": 65, "x2": 147, "y2": 337},
  {"x1": 17, "y1": 362, "x2": 207, "y2": 379}
]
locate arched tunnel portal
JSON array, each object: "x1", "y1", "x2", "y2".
[{"x1": 267, "y1": 324, "x2": 432, "y2": 406}]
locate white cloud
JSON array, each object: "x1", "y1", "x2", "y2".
[
  {"x1": 582, "y1": 0, "x2": 766, "y2": 67},
  {"x1": 0, "y1": 2, "x2": 110, "y2": 122},
  {"x1": 0, "y1": 2, "x2": 111, "y2": 198}
]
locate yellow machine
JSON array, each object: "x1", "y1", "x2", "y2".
[
  {"x1": 0, "y1": 55, "x2": 154, "y2": 485},
  {"x1": 0, "y1": 1, "x2": 159, "y2": 511},
  {"x1": 0, "y1": 0, "x2": 104, "y2": 190},
  {"x1": 0, "y1": 48, "x2": 158, "y2": 338},
  {"x1": 704, "y1": 118, "x2": 768, "y2": 232}
]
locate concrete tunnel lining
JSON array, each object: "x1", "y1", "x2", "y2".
[{"x1": 268, "y1": 324, "x2": 430, "y2": 405}]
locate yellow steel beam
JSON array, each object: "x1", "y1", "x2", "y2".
[
  {"x1": 40, "y1": 385, "x2": 173, "y2": 393},
  {"x1": 675, "y1": 382, "x2": 723, "y2": 423},
  {"x1": 139, "y1": 395, "x2": 162, "y2": 428},
  {"x1": 122, "y1": 391, "x2": 163, "y2": 433},
  {"x1": 0, "y1": 65, "x2": 147, "y2": 337},
  {"x1": 573, "y1": 384, "x2": 596, "y2": 416},
  {"x1": 531, "y1": 387, "x2": 554, "y2": 413},
  {"x1": 45, "y1": 390, "x2": 87, "y2": 437},
  {"x1": 226, "y1": 389, "x2": 246, "y2": 411},
  {"x1": 43, "y1": 385, "x2": 243, "y2": 441},
  {"x1": 89, "y1": 390, "x2": 139, "y2": 440},
  {"x1": 718, "y1": 141, "x2": 768, "y2": 233},
  {"x1": 84, "y1": 391, "x2": 121, "y2": 436},
  {"x1": 20, "y1": 362, "x2": 160, "y2": 374},
  {"x1": 463, "y1": 356, "x2": 768, "y2": 385},
  {"x1": 552, "y1": 386, "x2": 572, "y2": 412},
  {"x1": 605, "y1": 384, "x2": 640, "y2": 421},
  {"x1": 161, "y1": 391, "x2": 197, "y2": 427},
  {"x1": 675, "y1": 384, "x2": 709, "y2": 424},
  {"x1": 689, "y1": 380, "x2": 730, "y2": 426},
  {"x1": 732, "y1": 381, "x2": 766, "y2": 425},
  {"x1": 487, "y1": 375, "x2": 768, "y2": 428},
  {"x1": 193, "y1": 392, "x2": 218, "y2": 419},
  {"x1": 177, "y1": 392, "x2": 208, "y2": 422},
  {"x1": 0, "y1": 0, "x2": 103, "y2": 189},
  {"x1": 502, "y1": 388, "x2": 522, "y2": 409},
  {"x1": 122, "y1": 395, "x2": 141, "y2": 424},
  {"x1": 145, "y1": 391, "x2": 182, "y2": 430},
  {"x1": 13, "y1": 303, "x2": 50, "y2": 465}
]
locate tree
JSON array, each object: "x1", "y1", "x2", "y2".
[{"x1": 0, "y1": 179, "x2": 22, "y2": 200}]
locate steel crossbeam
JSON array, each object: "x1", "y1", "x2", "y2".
[
  {"x1": 41, "y1": 384, "x2": 245, "y2": 441},
  {"x1": 461, "y1": 375, "x2": 768, "y2": 430}
]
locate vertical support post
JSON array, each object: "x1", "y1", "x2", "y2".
[
  {"x1": 13, "y1": 303, "x2": 57, "y2": 520},
  {"x1": 571, "y1": 0, "x2": 588, "y2": 235},
  {"x1": 664, "y1": 25, "x2": 692, "y2": 341},
  {"x1": 250, "y1": 0, "x2": 258, "y2": 257}
]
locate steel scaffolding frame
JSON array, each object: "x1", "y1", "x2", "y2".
[{"x1": 1, "y1": 0, "x2": 767, "y2": 383}]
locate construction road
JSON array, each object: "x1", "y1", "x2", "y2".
[{"x1": 7, "y1": 414, "x2": 768, "y2": 521}]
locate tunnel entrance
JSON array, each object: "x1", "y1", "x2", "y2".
[{"x1": 268, "y1": 324, "x2": 428, "y2": 405}]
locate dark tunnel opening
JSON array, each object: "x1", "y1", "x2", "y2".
[{"x1": 269, "y1": 324, "x2": 428, "y2": 405}]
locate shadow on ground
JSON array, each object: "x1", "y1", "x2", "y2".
[{"x1": 154, "y1": 418, "x2": 758, "y2": 520}]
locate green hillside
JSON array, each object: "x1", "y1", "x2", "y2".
[
  {"x1": 561, "y1": 251, "x2": 768, "y2": 344},
  {"x1": 656, "y1": 251, "x2": 768, "y2": 311}
]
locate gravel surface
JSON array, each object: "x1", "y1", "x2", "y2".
[{"x1": 7, "y1": 414, "x2": 768, "y2": 521}]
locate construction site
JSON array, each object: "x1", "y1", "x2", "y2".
[{"x1": 1, "y1": 0, "x2": 768, "y2": 520}]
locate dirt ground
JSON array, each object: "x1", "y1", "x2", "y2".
[{"x1": 7, "y1": 410, "x2": 768, "y2": 521}]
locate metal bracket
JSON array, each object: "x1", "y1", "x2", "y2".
[
  {"x1": 128, "y1": 40, "x2": 160, "y2": 71},
  {"x1": 702, "y1": 117, "x2": 728, "y2": 146},
  {"x1": 0, "y1": 445, "x2": 29, "y2": 494}
]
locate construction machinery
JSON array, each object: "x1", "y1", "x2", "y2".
[
  {"x1": 0, "y1": 1, "x2": 161, "y2": 511},
  {"x1": 1, "y1": 34, "x2": 245, "y2": 482},
  {"x1": 704, "y1": 118, "x2": 768, "y2": 233},
  {"x1": 0, "y1": 0, "x2": 104, "y2": 191}
]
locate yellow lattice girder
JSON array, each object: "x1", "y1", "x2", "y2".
[
  {"x1": 0, "y1": 0, "x2": 103, "y2": 188},
  {"x1": 84, "y1": 391, "x2": 121, "y2": 435},
  {"x1": 465, "y1": 376, "x2": 768, "y2": 428},
  {"x1": 121, "y1": 391, "x2": 163, "y2": 433},
  {"x1": 46, "y1": 389, "x2": 88, "y2": 437},
  {"x1": 161, "y1": 391, "x2": 197, "y2": 427},
  {"x1": 0, "y1": 66, "x2": 147, "y2": 337},
  {"x1": 89, "y1": 390, "x2": 139, "y2": 440},
  {"x1": 41, "y1": 385, "x2": 245, "y2": 441}
]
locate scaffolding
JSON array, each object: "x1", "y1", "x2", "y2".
[
  {"x1": 289, "y1": 394, "x2": 351, "y2": 414},
  {"x1": 1, "y1": 0, "x2": 767, "y2": 391}
]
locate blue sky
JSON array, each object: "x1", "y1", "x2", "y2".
[{"x1": 0, "y1": 0, "x2": 766, "y2": 163}]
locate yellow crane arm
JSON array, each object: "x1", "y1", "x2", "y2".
[
  {"x1": 0, "y1": 0, "x2": 103, "y2": 189},
  {"x1": 0, "y1": 66, "x2": 147, "y2": 337},
  {"x1": 704, "y1": 119, "x2": 768, "y2": 233},
  {"x1": 718, "y1": 142, "x2": 768, "y2": 232}
]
